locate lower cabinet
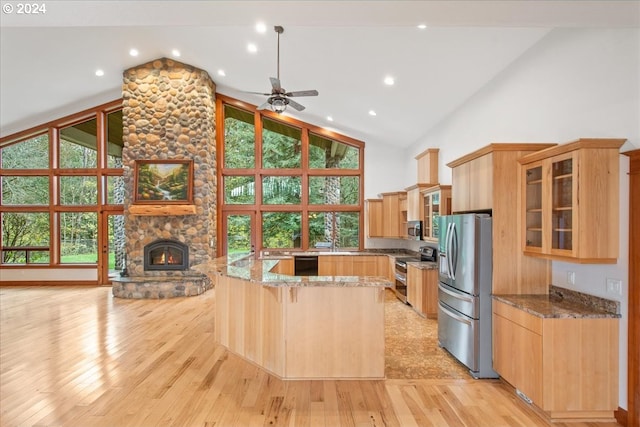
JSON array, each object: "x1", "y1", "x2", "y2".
[
  {"x1": 318, "y1": 255, "x2": 382, "y2": 277},
  {"x1": 269, "y1": 258, "x2": 294, "y2": 275},
  {"x1": 492, "y1": 300, "x2": 619, "y2": 421},
  {"x1": 406, "y1": 265, "x2": 438, "y2": 318}
]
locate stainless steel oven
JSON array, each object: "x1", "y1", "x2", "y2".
[{"x1": 394, "y1": 257, "x2": 418, "y2": 303}]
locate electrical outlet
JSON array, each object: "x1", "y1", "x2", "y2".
[
  {"x1": 606, "y1": 278, "x2": 622, "y2": 295},
  {"x1": 567, "y1": 271, "x2": 575, "y2": 286}
]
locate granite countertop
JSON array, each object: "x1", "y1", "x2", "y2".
[
  {"x1": 406, "y1": 261, "x2": 438, "y2": 270},
  {"x1": 493, "y1": 285, "x2": 620, "y2": 319},
  {"x1": 192, "y1": 256, "x2": 393, "y2": 288}
]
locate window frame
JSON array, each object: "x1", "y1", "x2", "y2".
[
  {"x1": 0, "y1": 100, "x2": 124, "y2": 268},
  {"x1": 217, "y1": 95, "x2": 365, "y2": 254}
]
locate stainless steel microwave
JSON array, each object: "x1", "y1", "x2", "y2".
[{"x1": 407, "y1": 220, "x2": 422, "y2": 240}]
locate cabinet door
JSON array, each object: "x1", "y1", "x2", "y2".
[
  {"x1": 452, "y1": 162, "x2": 470, "y2": 212},
  {"x1": 366, "y1": 199, "x2": 383, "y2": 237},
  {"x1": 319, "y1": 256, "x2": 351, "y2": 275},
  {"x1": 382, "y1": 194, "x2": 401, "y2": 237},
  {"x1": 407, "y1": 188, "x2": 422, "y2": 221},
  {"x1": 549, "y1": 153, "x2": 575, "y2": 257},
  {"x1": 422, "y1": 193, "x2": 433, "y2": 239},
  {"x1": 423, "y1": 269, "x2": 438, "y2": 318},
  {"x1": 469, "y1": 154, "x2": 493, "y2": 211},
  {"x1": 406, "y1": 265, "x2": 422, "y2": 312},
  {"x1": 493, "y1": 304, "x2": 543, "y2": 405},
  {"x1": 352, "y1": 256, "x2": 377, "y2": 276},
  {"x1": 522, "y1": 162, "x2": 544, "y2": 253}
]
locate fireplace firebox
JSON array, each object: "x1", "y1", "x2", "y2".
[{"x1": 144, "y1": 239, "x2": 189, "y2": 271}]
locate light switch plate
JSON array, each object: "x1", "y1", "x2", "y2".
[
  {"x1": 606, "y1": 278, "x2": 622, "y2": 295},
  {"x1": 567, "y1": 271, "x2": 575, "y2": 285}
]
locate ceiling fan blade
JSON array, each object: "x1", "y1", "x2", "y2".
[
  {"x1": 287, "y1": 99, "x2": 306, "y2": 111},
  {"x1": 244, "y1": 91, "x2": 272, "y2": 96},
  {"x1": 257, "y1": 101, "x2": 271, "y2": 110},
  {"x1": 285, "y1": 90, "x2": 319, "y2": 97},
  {"x1": 270, "y1": 77, "x2": 282, "y2": 92}
]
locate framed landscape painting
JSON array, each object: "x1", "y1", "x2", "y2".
[{"x1": 134, "y1": 160, "x2": 193, "y2": 204}]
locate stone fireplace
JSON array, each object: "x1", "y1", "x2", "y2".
[{"x1": 111, "y1": 58, "x2": 217, "y2": 299}]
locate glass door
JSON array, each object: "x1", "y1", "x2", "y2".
[
  {"x1": 551, "y1": 155, "x2": 574, "y2": 253},
  {"x1": 524, "y1": 163, "x2": 543, "y2": 251},
  {"x1": 223, "y1": 212, "x2": 256, "y2": 260},
  {"x1": 99, "y1": 212, "x2": 125, "y2": 285}
]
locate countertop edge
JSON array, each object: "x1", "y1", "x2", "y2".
[{"x1": 492, "y1": 294, "x2": 621, "y2": 319}]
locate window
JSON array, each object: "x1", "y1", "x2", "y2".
[
  {"x1": 219, "y1": 96, "x2": 364, "y2": 252},
  {"x1": 0, "y1": 101, "x2": 124, "y2": 267}
]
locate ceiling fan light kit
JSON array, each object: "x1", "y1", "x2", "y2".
[{"x1": 251, "y1": 25, "x2": 319, "y2": 114}]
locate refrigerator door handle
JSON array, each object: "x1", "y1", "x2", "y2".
[
  {"x1": 438, "y1": 282, "x2": 475, "y2": 304},
  {"x1": 449, "y1": 222, "x2": 457, "y2": 280},
  {"x1": 438, "y1": 301, "x2": 473, "y2": 326}
]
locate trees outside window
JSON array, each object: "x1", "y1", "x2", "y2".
[
  {"x1": 0, "y1": 101, "x2": 124, "y2": 267},
  {"x1": 220, "y1": 97, "x2": 364, "y2": 252}
]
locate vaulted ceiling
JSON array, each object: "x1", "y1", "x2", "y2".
[{"x1": 1, "y1": 1, "x2": 638, "y2": 147}]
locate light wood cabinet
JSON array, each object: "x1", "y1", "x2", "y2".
[
  {"x1": 366, "y1": 199, "x2": 383, "y2": 237},
  {"x1": 269, "y1": 258, "x2": 294, "y2": 275},
  {"x1": 415, "y1": 148, "x2": 439, "y2": 184},
  {"x1": 407, "y1": 265, "x2": 438, "y2": 318},
  {"x1": 421, "y1": 185, "x2": 451, "y2": 242},
  {"x1": 380, "y1": 191, "x2": 407, "y2": 238},
  {"x1": 318, "y1": 255, "x2": 381, "y2": 276},
  {"x1": 447, "y1": 144, "x2": 555, "y2": 294},
  {"x1": 493, "y1": 300, "x2": 619, "y2": 421},
  {"x1": 450, "y1": 154, "x2": 493, "y2": 212},
  {"x1": 519, "y1": 138, "x2": 624, "y2": 263}
]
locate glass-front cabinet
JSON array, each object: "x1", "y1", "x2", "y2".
[
  {"x1": 523, "y1": 163, "x2": 543, "y2": 252},
  {"x1": 518, "y1": 138, "x2": 624, "y2": 263},
  {"x1": 550, "y1": 154, "x2": 574, "y2": 254},
  {"x1": 422, "y1": 185, "x2": 451, "y2": 241}
]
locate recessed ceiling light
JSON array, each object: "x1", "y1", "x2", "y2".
[
  {"x1": 129, "y1": 48, "x2": 139, "y2": 57},
  {"x1": 247, "y1": 43, "x2": 258, "y2": 53},
  {"x1": 95, "y1": 69, "x2": 104, "y2": 77},
  {"x1": 218, "y1": 69, "x2": 226, "y2": 77},
  {"x1": 368, "y1": 110, "x2": 377, "y2": 116},
  {"x1": 417, "y1": 24, "x2": 427, "y2": 29},
  {"x1": 256, "y1": 22, "x2": 267, "y2": 33},
  {"x1": 171, "y1": 49, "x2": 181, "y2": 57},
  {"x1": 384, "y1": 76, "x2": 395, "y2": 86},
  {"x1": 327, "y1": 116, "x2": 333, "y2": 122}
]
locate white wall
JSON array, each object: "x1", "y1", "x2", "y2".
[
  {"x1": 364, "y1": 143, "x2": 407, "y2": 198},
  {"x1": 402, "y1": 28, "x2": 639, "y2": 410}
]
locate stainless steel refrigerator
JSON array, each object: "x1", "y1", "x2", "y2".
[{"x1": 437, "y1": 213, "x2": 498, "y2": 379}]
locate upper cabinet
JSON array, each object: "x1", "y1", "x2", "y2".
[
  {"x1": 365, "y1": 199, "x2": 384, "y2": 238},
  {"x1": 519, "y1": 138, "x2": 625, "y2": 264},
  {"x1": 421, "y1": 185, "x2": 451, "y2": 241},
  {"x1": 415, "y1": 148, "x2": 439, "y2": 184},
  {"x1": 450, "y1": 153, "x2": 493, "y2": 212},
  {"x1": 380, "y1": 191, "x2": 407, "y2": 238},
  {"x1": 448, "y1": 143, "x2": 556, "y2": 295}
]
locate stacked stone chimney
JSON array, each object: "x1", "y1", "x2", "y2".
[{"x1": 121, "y1": 58, "x2": 217, "y2": 276}]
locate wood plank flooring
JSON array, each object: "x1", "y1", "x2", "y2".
[{"x1": 0, "y1": 286, "x2": 622, "y2": 427}]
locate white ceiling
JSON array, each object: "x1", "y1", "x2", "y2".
[{"x1": 1, "y1": 1, "x2": 639, "y2": 147}]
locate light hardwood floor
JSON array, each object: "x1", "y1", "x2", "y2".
[{"x1": 0, "y1": 286, "x2": 622, "y2": 427}]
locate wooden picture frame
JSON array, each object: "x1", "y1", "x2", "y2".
[{"x1": 133, "y1": 160, "x2": 193, "y2": 204}]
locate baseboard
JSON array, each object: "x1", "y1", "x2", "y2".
[
  {"x1": 615, "y1": 406, "x2": 628, "y2": 427},
  {"x1": 0, "y1": 281, "x2": 99, "y2": 286}
]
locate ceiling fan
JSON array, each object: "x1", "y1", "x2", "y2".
[{"x1": 250, "y1": 26, "x2": 318, "y2": 114}]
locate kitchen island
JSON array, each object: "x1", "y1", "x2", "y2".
[{"x1": 194, "y1": 255, "x2": 392, "y2": 380}]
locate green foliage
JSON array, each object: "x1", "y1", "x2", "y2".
[
  {"x1": 0, "y1": 134, "x2": 49, "y2": 169},
  {"x1": 262, "y1": 212, "x2": 301, "y2": 248}
]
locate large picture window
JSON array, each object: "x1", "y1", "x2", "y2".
[
  {"x1": 219, "y1": 96, "x2": 365, "y2": 252},
  {"x1": 0, "y1": 101, "x2": 124, "y2": 268}
]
